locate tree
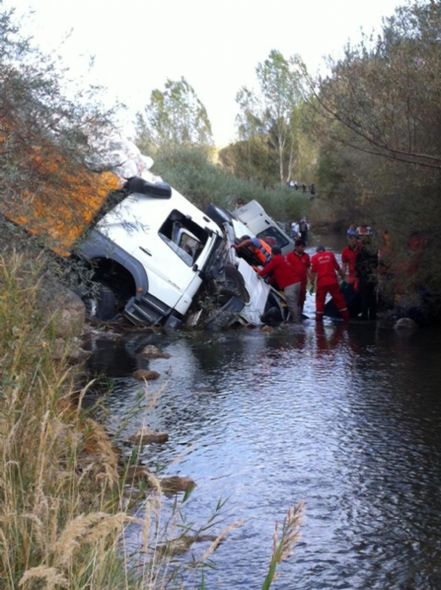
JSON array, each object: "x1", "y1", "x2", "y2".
[
  {"x1": 0, "y1": 5, "x2": 119, "y2": 254},
  {"x1": 219, "y1": 136, "x2": 278, "y2": 187},
  {"x1": 136, "y1": 77, "x2": 213, "y2": 152},
  {"x1": 235, "y1": 50, "x2": 304, "y2": 183},
  {"x1": 303, "y1": 1, "x2": 441, "y2": 314},
  {"x1": 304, "y1": 1, "x2": 441, "y2": 170}
]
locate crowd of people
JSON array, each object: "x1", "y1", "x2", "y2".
[
  {"x1": 234, "y1": 220, "x2": 430, "y2": 325},
  {"x1": 287, "y1": 180, "x2": 316, "y2": 195}
]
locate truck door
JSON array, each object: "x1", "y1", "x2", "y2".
[{"x1": 136, "y1": 209, "x2": 213, "y2": 315}]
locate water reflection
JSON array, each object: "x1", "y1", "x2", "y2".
[{"x1": 89, "y1": 321, "x2": 441, "y2": 589}]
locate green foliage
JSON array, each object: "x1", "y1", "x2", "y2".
[
  {"x1": 0, "y1": 6, "x2": 114, "y2": 194},
  {"x1": 219, "y1": 136, "x2": 279, "y2": 186},
  {"x1": 136, "y1": 76, "x2": 213, "y2": 152},
  {"x1": 150, "y1": 144, "x2": 309, "y2": 222},
  {"x1": 306, "y1": 0, "x2": 441, "y2": 305},
  {"x1": 235, "y1": 50, "x2": 305, "y2": 183}
]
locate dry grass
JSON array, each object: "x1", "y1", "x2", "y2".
[
  {"x1": 0, "y1": 251, "x2": 247, "y2": 589},
  {"x1": 262, "y1": 501, "x2": 305, "y2": 590}
]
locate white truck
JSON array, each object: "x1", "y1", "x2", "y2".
[
  {"x1": 233, "y1": 199, "x2": 294, "y2": 255},
  {"x1": 77, "y1": 176, "x2": 287, "y2": 329},
  {"x1": 4, "y1": 132, "x2": 286, "y2": 329}
]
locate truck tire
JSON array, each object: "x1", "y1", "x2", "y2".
[
  {"x1": 261, "y1": 290, "x2": 285, "y2": 325},
  {"x1": 85, "y1": 283, "x2": 117, "y2": 320},
  {"x1": 220, "y1": 264, "x2": 250, "y2": 303}
]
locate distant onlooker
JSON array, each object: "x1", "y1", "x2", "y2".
[
  {"x1": 290, "y1": 221, "x2": 300, "y2": 239},
  {"x1": 346, "y1": 224, "x2": 358, "y2": 238},
  {"x1": 299, "y1": 218, "x2": 309, "y2": 244}
]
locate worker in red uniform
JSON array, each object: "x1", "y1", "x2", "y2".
[
  {"x1": 286, "y1": 239, "x2": 310, "y2": 312},
  {"x1": 341, "y1": 235, "x2": 361, "y2": 290},
  {"x1": 310, "y1": 245, "x2": 349, "y2": 321},
  {"x1": 258, "y1": 246, "x2": 301, "y2": 322}
]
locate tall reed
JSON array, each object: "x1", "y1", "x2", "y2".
[{"x1": 0, "y1": 252, "x2": 246, "y2": 589}]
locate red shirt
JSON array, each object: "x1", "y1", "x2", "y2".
[
  {"x1": 311, "y1": 251, "x2": 341, "y2": 287},
  {"x1": 286, "y1": 251, "x2": 310, "y2": 284},
  {"x1": 258, "y1": 254, "x2": 298, "y2": 289},
  {"x1": 341, "y1": 245, "x2": 359, "y2": 282}
]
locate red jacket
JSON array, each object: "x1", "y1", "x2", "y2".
[
  {"x1": 258, "y1": 254, "x2": 298, "y2": 289},
  {"x1": 341, "y1": 245, "x2": 360, "y2": 283},
  {"x1": 311, "y1": 251, "x2": 342, "y2": 287},
  {"x1": 286, "y1": 251, "x2": 310, "y2": 284}
]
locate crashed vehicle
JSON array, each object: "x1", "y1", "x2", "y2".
[
  {"x1": 1, "y1": 135, "x2": 286, "y2": 329},
  {"x1": 234, "y1": 199, "x2": 294, "y2": 255},
  {"x1": 78, "y1": 177, "x2": 287, "y2": 330}
]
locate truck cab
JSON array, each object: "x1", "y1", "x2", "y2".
[
  {"x1": 234, "y1": 199, "x2": 294, "y2": 255},
  {"x1": 77, "y1": 176, "x2": 224, "y2": 328}
]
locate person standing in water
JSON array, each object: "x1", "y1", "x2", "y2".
[{"x1": 310, "y1": 245, "x2": 349, "y2": 322}]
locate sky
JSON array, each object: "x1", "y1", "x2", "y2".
[{"x1": 5, "y1": 0, "x2": 404, "y2": 147}]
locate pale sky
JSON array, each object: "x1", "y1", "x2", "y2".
[{"x1": 6, "y1": 0, "x2": 403, "y2": 147}]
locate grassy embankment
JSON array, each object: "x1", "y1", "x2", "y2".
[
  {"x1": 0, "y1": 251, "x2": 141, "y2": 589},
  {"x1": 0, "y1": 250, "x2": 304, "y2": 589}
]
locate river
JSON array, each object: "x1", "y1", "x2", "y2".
[{"x1": 87, "y1": 242, "x2": 441, "y2": 590}]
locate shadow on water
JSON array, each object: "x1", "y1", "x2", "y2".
[{"x1": 88, "y1": 312, "x2": 441, "y2": 589}]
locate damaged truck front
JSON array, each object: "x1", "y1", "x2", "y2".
[
  {"x1": 78, "y1": 175, "x2": 230, "y2": 329},
  {"x1": 2, "y1": 138, "x2": 284, "y2": 329},
  {"x1": 77, "y1": 177, "x2": 286, "y2": 329}
]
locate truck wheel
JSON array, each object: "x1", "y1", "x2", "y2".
[
  {"x1": 85, "y1": 283, "x2": 117, "y2": 320},
  {"x1": 220, "y1": 264, "x2": 250, "y2": 303},
  {"x1": 261, "y1": 291, "x2": 285, "y2": 325}
]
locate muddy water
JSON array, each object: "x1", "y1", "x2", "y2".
[{"x1": 88, "y1": 244, "x2": 441, "y2": 589}]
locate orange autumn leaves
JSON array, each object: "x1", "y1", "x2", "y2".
[{"x1": 0, "y1": 138, "x2": 122, "y2": 256}]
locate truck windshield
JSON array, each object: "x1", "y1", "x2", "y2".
[
  {"x1": 158, "y1": 210, "x2": 209, "y2": 266},
  {"x1": 257, "y1": 226, "x2": 289, "y2": 250}
]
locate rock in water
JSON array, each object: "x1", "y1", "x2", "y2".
[
  {"x1": 139, "y1": 345, "x2": 171, "y2": 359},
  {"x1": 132, "y1": 369, "x2": 160, "y2": 380},
  {"x1": 129, "y1": 427, "x2": 169, "y2": 445},
  {"x1": 394, "y1": 317, "x2": 418, "y2": 331}
]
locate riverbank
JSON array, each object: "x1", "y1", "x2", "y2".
[
  {"x1": 0, "y1": 252, "x2": 136, "y2": 589},
  {"x1": 0, "y1": 251, "x2": 301, "y2": 589}
]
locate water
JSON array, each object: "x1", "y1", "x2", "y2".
[{"x1": 87, "y1": 244, "x2": 441, "y2": 589}]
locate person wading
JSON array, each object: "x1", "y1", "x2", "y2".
[
  {"x1": 258, "y1": 246, "x2": 302, "y2": 322},
  {"x1": 286, "y1": 239, "x2": 311, "y2": 313},
  {"x1": 310, "y1": 245, "x2": 349, "y2": 322}
]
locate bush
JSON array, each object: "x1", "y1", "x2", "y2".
[{"x1": 150, "y1": 145, "x2": 310, "y2": 223}]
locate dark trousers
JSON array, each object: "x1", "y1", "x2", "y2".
[{"x1": 359, "y1": 282, "x2": 377, "y2": 320}]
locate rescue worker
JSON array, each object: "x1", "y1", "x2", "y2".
[
  {"x1": 341, "y1": 235, "x2": 361, "y2": 291},
  {"x1": 310, "y1": 245, "x2": 349, "y2": 322},
  {"x1": 286, "y1": 239, "x2": 310, "y2": 313},
  {"x1": 258, "y1": 246, "x2": 301, "y2": 322},
  {"x1": 234, "y1": 235, "x2": 272, "y2": 267}
]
